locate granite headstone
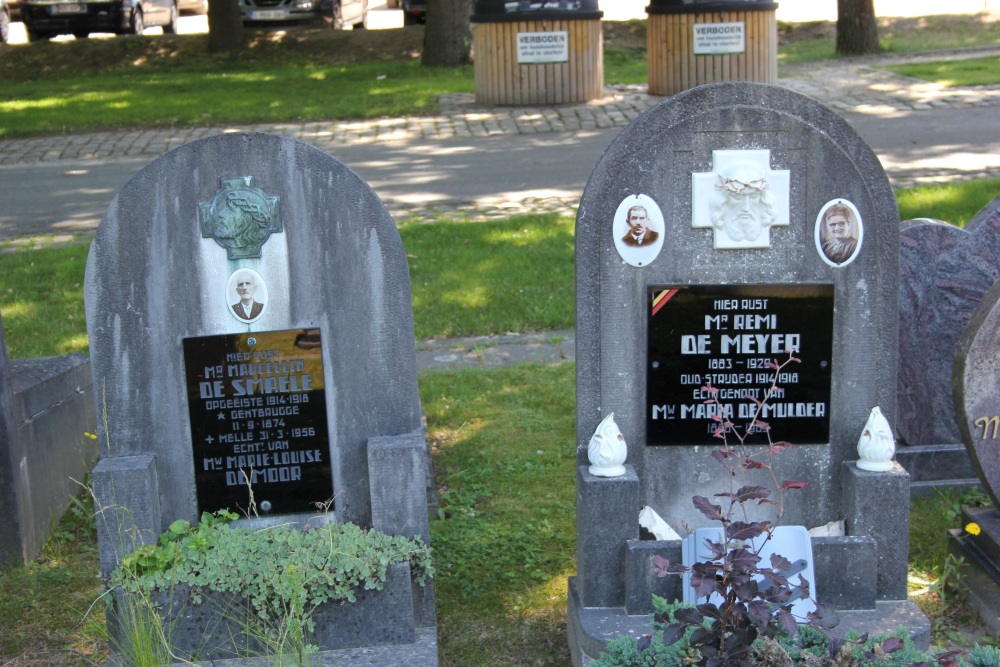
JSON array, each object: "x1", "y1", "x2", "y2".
[
  {"x1": 955, "y1": 275, "x2": 1000, "y2": 504},
  {"x1": 899, "y1": 195, "x2": 1000, "y2": 447},
  {"x1": 951, "y1": 276, "x2": 1000, "y2": 634},
  {"x1": 568, "y1": 82, "x2": 925, "y2": 666}
]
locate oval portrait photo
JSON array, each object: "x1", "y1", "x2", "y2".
[
  {"x1": 815, "y1": 199, "x2": 863, "y2": 267},
  {"x1": 227, "y1": 268, "x2": 269, "y2": 324},
  {"x1": 614, "y1": 194, "x2": 665, "y2": 268}
]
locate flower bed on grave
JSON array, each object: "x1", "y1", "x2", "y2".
[{"x1": 106, "y1": 511, "x2": 433, "y2": 663}]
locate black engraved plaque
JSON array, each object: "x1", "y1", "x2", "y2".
[
  {"x1": 183, "y1": 328, "x2": 332, "y2": 515},
  {"x1": 647, "y1": 285, "x2": 834, "y2": 446}
]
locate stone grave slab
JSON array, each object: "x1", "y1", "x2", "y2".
[
  {"x1": 570, "y1": 82, "x2": 925, "y2": 665},
  {"x1": 0, "y1": 313, "x2": 98, "y2": 567},
  {"x1": 85, "y1": 132, "x2": 436, "y2": 663}
]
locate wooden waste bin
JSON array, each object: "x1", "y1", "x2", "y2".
[
  {"x1": 471, "y1": 0, "x2": 604, "y2": 106},
  {"x1": 647, "y1": 0, "x2": 778, "y2": 97}
]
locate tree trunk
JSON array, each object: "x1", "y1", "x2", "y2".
[
  {"x1": 208, "y1": 0, "x2": 244, "y2": 53},
  {"x1": 422, "y1": 0, "x2": 473, "y2": 67},
  {"x1": 836, "y1": 0, "x2": 879, "y2": 56}
]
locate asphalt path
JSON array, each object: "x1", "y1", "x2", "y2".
[
  {"x1": 3, "y1": 104, "x2": 1000, "y2": 241},
  {"x1": 0, "y1": 129, "x2": 616, "y2": 239}
]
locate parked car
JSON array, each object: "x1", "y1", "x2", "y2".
[
  {"x1": 242, "y1": 0, "x2": 351, "y2": 25},
  {"x1": 0, "y1": 0, "x2": 10, "y2": 42},
  {"x1": 332, "y1": 0, "x2": 364, "y2": 27},
  {"x1": 177, "y1": 0, "x2": 204, "y2": 15},
  {"x1": 20, "y1": 0, "x2": 178, "y2": 40},
  {"x1": 400, "y1": 0, "x2": 424, "y2": 23}
]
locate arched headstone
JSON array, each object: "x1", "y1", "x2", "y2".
[{"x1": 86, "y1": 132, "x2": 435, "y2": 660}]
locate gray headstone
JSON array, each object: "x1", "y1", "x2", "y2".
[
  {"x1": 898, "y1": 195, "x2": 1000, "y2": 446},
  {"x1": 89, "y1": 132, "x2": 436, "y2": 664},
  {"x1": 576, "y1": 82, "x2": 899, "y2": 530},
  {"x1": 85, "y1": 131, "x2": 423, "y2": 540},
  {"x1": 955, "y1": 276, "x2": 1000, "y2": 505},
  {"x1": 569, "y1": 83, "x2": 919, "y2": 663}
]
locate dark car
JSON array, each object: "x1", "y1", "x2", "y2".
[
  {"x1": 21, "y1": 0, "x2": 177, "y2": 40},
  {"x1": 400, "y1": 0, "x2": 424, "y2": 23},
  {"x1": 0, "y1": 0, "x2": 10, "y2": 42}
]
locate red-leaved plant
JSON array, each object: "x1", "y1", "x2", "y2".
[{"x1": 646, "y1": 352, "x2": 839, "y2": 666}]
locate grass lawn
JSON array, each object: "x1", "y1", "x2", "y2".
[
  {"x1": 1, "y1": 60, "x2": 475, "y2": 137},
  {"x1": 883, "y1": 56, "x2": 1000, "y2": 87},
  {"x1": 897, "y1": 177, "x2": 1000, "y2": 227},
  {"x1": 778, "y1": 13, "x2": 1000, "y2": 67},
  {"x1": 2, "y1": 178, "x2": 997, "y2": 359}
]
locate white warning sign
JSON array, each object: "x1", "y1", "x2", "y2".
[
  {"x1": 693, "y1": 22, "x2": 746, "y2": 55},
  {"x1": 517, "y1": 31, "x2": 569, "y2": 64}
]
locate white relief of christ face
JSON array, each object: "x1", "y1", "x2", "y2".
[
  {"x1": 692, "y1": 150, "x2": 790, "y2": 250},
  {"x1": 711, "y1": 164, "x2": 777, "y2": 243}
]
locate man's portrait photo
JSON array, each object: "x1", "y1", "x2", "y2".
[
  {"x1": 613, "y1": 194, "x2": 665, "y2": 267},
  {"x1": 227, "y1": 269, "x2": 268, "y2": 323},
  {"x1": 815, "y1": 200, "x2": 863, "y2": 267},
  {"x1": 691, "y1": 149, "x2": 790, "y2": 250}
]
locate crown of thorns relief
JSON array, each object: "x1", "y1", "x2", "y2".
[
  {"x1": 199, "y1": 177, "x2": 283, "y2": 260},
  {"x1": 715, "y1": 174, "x2": 768, "y2": 194}
]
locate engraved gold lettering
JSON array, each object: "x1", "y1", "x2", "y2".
[{"x1": 975, "y1": 416, "x2": 1000, "y2": 440}]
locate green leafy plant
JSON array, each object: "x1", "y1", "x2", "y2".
[
  {"x1": 599, "y1": 605, "x2": 964, "y2": 667},
  {"x1": 928, "y1": 553, "x2": 967, "y2": 605},
  {"x1": 111, "y1": 511, "x2": 433, "y2": 655}
]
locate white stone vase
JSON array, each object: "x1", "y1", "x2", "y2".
[
  {"x1": 588, "y1": 412, "x2": 627, "y2": 477},
  {"x1": 856, "y1": 406, "x2": 895, "y2": 472}
]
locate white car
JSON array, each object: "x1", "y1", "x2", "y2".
[{"x1": 331, "y1": 0, "x2": 365, "y2": 27}]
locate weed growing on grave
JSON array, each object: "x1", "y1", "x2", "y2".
[
  {"x1": 598, "y1": 597, "x2": 957, "y2": 667},
  {"x1": 112, "y1": 509, "x2": 434, "y2": 655}
]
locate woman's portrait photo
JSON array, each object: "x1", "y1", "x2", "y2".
[{"x1": 815, "y1": 199, "x2": 863, "y2": 267}]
